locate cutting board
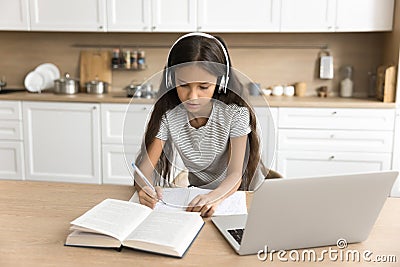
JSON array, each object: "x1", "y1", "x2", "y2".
[
  {"x1": 376, "y1": 65, "x2": 396, "y2": 103},
  {"x1": 79, "y1": 50, "x2": 112, "y2": 92}
]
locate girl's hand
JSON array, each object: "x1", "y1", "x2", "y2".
[
  {"x1": 138, "y1": 186, "x2": 163, "y2": 209},
  {"x1": 186, "y1": 193, "x2": 223, "y2": 217}
]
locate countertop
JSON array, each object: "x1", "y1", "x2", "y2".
[
  {"x1": 0, "y1": 90, "x2": 396, "y2": 108},
  {"x1": 1, "y1": 180, "x2": 399, "y2": 266}
]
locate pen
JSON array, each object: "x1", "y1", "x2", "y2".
[
  {"x1": 132, "y1": 163, "x2": 166, "y2": 204},
  {"x1": 132, "y1": 163, "x2": 155, "y2": 192}
]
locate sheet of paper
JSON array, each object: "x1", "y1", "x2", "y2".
[{"x1": 130, "y1": 187, "x2": 247, "y2": 216}]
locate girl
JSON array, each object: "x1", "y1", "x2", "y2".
[{"x1": 134, "y1": 32, "x2": 266, "y2": 217}]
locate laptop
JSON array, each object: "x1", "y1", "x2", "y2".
[{"x1": 211, "y1": 171, "x2": 398, "y2": 255}]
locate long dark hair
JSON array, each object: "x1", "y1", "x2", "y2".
[{"x1": 135, "y1": 34, "x2": 263, "y2": 190}]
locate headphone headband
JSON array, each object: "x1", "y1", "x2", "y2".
[{"x1": 165, "y1": 32, "x2": 230, "y2": 93}]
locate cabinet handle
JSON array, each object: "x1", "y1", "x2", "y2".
[
  {"x1": 197, "y1": 26, "x2": 202, "y2": 30},
  {"x1": 152, "y1": 26, "x2": 156, "y2": 30},
  {"x1": 327, "y1": 26, "x2": 333, "y2": 30},
  {"x1": 330, "y1": 134, "x2": 335, "y2": 139},
  {"x1": 329, "y1": 155, "x2": 335, "y2": 160},
  {"x1": 98, "y1": 25, "x2": 103, "y2": 30},
  {"x1": 331, "y1": 111, "x2": 337, "y2": 115},
  {"x1": 93, "y1": 106, "x2": 97, "y2": 110},
  {"x1": 142, "y1": 107, "x2": 148, "y2": 111}
]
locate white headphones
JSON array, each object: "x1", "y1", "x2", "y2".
[{"x1": 165, "y1": 32, "x2": 230, "y2": 94}]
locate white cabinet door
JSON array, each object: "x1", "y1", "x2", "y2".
[
  {"x1": 101, "y1": 103, "x2": 152, "y2": 184},
  {"x1": 102, "y1": 144, "x2": 133, "y2": 185},
  {"x1": 198, "y1": 0, "x2": 280, "y2": 32},
  {"x1": 151, "y1": 0, "x2": 196, "y2": 32},
  {"x1": 277, "y1": 151, "x2": 392, "y2": 178},
  {"x1": 0, "y1": 0, "x2": 30, "y2": 30},
  {"x1": 0, "y1": 141, "x2": 24, "y2": 180},
  {"x1": 336, "y1": 0, "x2": 394, "y2": 32},
  {"x1": 106, "y1": 0, "x2": 151, "y2": 32},
  {"x1": 102, "y1": 103, "x2": 151, "y2": 145},
  {"x1": 23, "y1": 102, "x2": 101, "y2": 183},
  {"x1": 29, "y1": 0, "x2": 106, "y2": 31},
  {"x1": 391, "y1": 109, "x2": 400, "y2": 197},
  {"x1": 255, "y1": 107, "x2": 278, "y2": 170},
  {"x1": 280, "y1": 0, "x2": 336, "y2": 32}
]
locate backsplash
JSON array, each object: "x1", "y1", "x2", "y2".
[{"x1": 0, "y1": 31, "x2": 391, "y2": 97}]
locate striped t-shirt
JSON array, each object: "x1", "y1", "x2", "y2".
[{"x1": 155, "y1": 101, "x2": 252, "y2": 189}]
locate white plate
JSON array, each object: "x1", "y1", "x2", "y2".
[
  {"x1": 24, "y1": 71, "x2": 44, "y2": 92},
  {"x1": 35, "y1": 63, "x2": 60, "y2": 81},
  {"x1": 34, "y1": 68, "x2": 53, "y2": 89}
]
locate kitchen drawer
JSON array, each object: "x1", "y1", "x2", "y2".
[
  {"x1": 0, "y1": 141, "x2": 24, "y2": 180},
  {"x1": 278, "y1": 129, "x2": 393, "y2": 153},
  {"x1": 0, "y1": 101, "x2": 21, "y2": 120},
  {"x1": 278, "y1": 108, "x2": 395, "y2": 130},
  {"x1": 101, "y1": 103, "x2": 152, "y2": 144},
  {"x1": 276, "y1": 150, "x2": 391, "y2": 178},
  {"x1": 0, "y1": 121, "x2": 23, "y2": 140}
]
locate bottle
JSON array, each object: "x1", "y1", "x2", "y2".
[
  {"x1": 131, "y1": 50, "x2": 138, "y2": 70},
  {"x1": 367, "y1": 71, "x2": 377, "y2": 98},
  {"x1": 138, "y1": 50, "x2": 146, "y2": 70},
  {"x1": 111, "y1": 49, "x2": 120, "y2": 69},
  {"x1": 118, "y1": 49, "x2": 126, "y2": 68},
  {"x1": 340, "y1": 66, "x2": 353, "y2": 98},
  {"x1": 125, "y1": 50, "x2": 131, "y2": 69}
]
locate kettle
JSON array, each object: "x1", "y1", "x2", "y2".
[{"x1": 319, "y1": 50, "x2": 334, "y2": 80}]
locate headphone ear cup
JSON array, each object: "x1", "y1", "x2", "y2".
[
  {"x1": 166, "y1": 70, "x2": 174, "y2": 89},
  {"x1": 218, "y1": 75, "x2": 227, "y2": 94}
]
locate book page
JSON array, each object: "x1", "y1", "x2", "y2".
[
  {"x1": 123, "y1": 211, "x2": 204, "y2": 254},
  {"x1": 70, "y1": 199, "x2": 152, "y2": 241}
]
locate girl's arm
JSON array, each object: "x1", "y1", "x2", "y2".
[
  {"x1": 135, "y1": 138, "x2": 165, "y2": 208},
  {"x1": 187, "y1": 135, "x2": 248, "y2": 217}
]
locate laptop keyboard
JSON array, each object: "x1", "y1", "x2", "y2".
[{"x1": 227, "y1": 228, "x2": 244, "y2": 245}]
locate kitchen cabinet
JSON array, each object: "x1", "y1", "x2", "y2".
[
  {"x1": 23, "y1": 102, "x2": 101, "y2": 183},
  {"x1": 0, "y1": 0, "x2": 30, "y2": 30},
  {"x1": 106, "y1": 0, "x2": 151, "y2": 32},
  {"x1": 197, "y1": 0, "x2": 280, "y2": 32},
  {"x1": 151, "y1": 0, "x2": 196, "y2": 32},
  {"x1": 101, "y1": 103, "x2": 152, "y2": 185},
  {"x1": 280, "y1": 0, "x2": 336, "y2": 32},
  {"x1": 280, "y1": 0, "x2": 394, "y2": 32},
  {"x1": 29, "y1": 0, "x2": 106, "y2": 31},
  {"x1": 335, "y1": 0, "x2": 395, "y2": 32},
  {"x1": 254, "y1": 107, "x2": 278, "y2": 170},
  {"x1": 0, "y1": 101, "x2": 24, "y2": 180},
  {"x1": 276, "y1": 107, "x2": 395, "y2": 178},
  {"x1": 391, "y1": 108, "x2": 400, "y2": 197}
]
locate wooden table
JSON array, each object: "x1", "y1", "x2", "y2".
[{"x1": 0, "y1": 180, "x2": 399, "y2": 267}]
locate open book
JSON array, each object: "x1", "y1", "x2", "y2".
[
  {"x1": 130, "y1": 187, "x2": 247, "y2": 215},
  {"x1": 65, "y1": 199, "x2": 204, "y2": 258}
]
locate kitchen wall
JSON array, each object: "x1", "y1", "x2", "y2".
[{"x1": 0, "y1": 31, "x2": 391, "y2": 97}]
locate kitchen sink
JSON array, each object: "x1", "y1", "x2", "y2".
[{"x1": 0, "y1": 89, "x2": 25, "y2": 94}]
